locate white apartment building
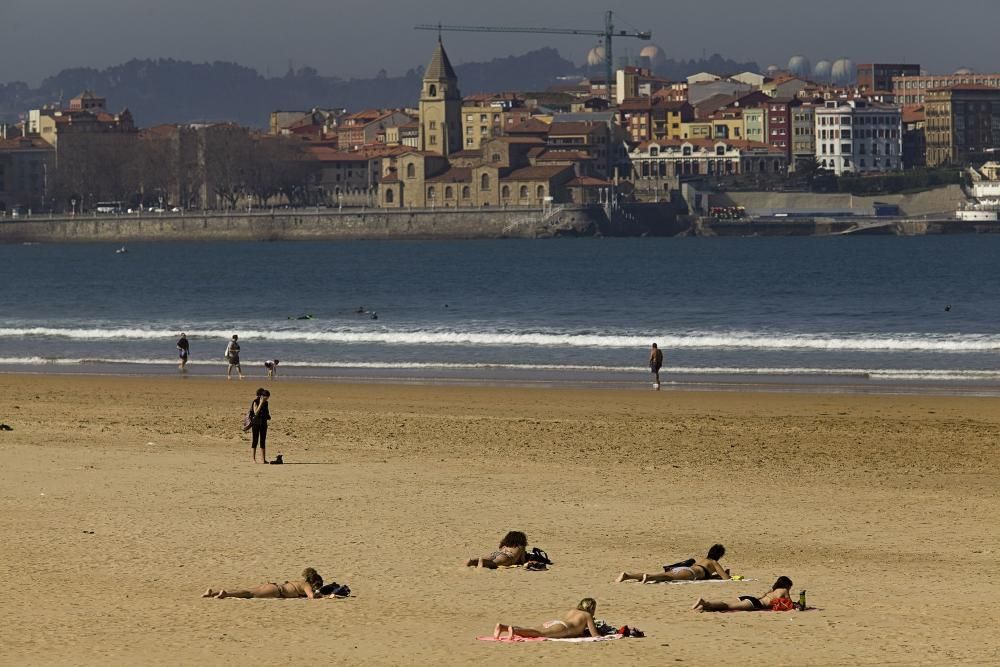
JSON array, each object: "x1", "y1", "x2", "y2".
[{"x1": 815, "y1": 99, "x2": 902, "y2": 175}]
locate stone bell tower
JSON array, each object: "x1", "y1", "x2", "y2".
[{"x1": 419, "y1": 38, "x2": 462, "y2": 157}]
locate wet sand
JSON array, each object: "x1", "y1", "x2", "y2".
[{"x1": 0, "y1": 374, "x2": 997, "y2": 666}]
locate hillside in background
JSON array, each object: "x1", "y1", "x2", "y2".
[{"x1": 0, "y1": 51, "x2": 758, "y2": 128}]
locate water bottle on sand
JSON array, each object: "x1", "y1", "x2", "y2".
[{"x1": 798, "y1": 589, "x2": 807, "y2": 611}]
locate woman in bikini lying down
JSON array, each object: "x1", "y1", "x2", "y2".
[
  {"x1": 617, "y1": 543, "x2": 728, "y2": 583},
  {"x1": 692, "y1": 576, "x2": 793, "y2": 612},
  {"x1": 465, "y1": 530, "x2": 528, "y2": 569},
  {"x1": 203, "y1": 567, "x2": 324, "y2": 599},
  {"x1": 493, "y1": 598, "x2": 601, "y2": 640}
]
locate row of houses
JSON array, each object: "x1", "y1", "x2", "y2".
[{"x1": 7, "y1": 46, "x2": 1000, "y2": 213}]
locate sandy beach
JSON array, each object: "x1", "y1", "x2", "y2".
[{"x1": 0, "y1": 373, "x2": 997, "y2": 666}]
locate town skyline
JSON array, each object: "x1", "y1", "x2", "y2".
[{"x1": 2, "y1": 0, "x2": 999, "y2": 86}]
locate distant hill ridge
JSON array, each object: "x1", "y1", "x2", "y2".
[{"x1": 0, "y1": 51, "x2": 758, "y2": 128}]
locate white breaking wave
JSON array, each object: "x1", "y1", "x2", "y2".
[
  {"x1": 0, "y1": 357, "x2": 998, "y2": 382},
  {"x1": 0, "y1": 326, "x2": 999, "y2": 352}
]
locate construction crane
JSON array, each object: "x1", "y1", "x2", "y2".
[{"x1": 415, "y1": 10, "x2": 651, "y2": 101}]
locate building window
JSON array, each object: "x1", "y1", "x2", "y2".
[
  {"x1": 429, "y1": 120, "x2": 437, "y2": 130},
  {"x1": 491, "y1": 153, "x2": 500, "y2": 163},
  {"x1": 445, "y1": 186, "x2": 454, "y2": 199},
  {"x1": 462, "y1": 186, "x2": 470, "y2": 199},
  {"x1": 481, "y1": 174, "x2": 490, "y2": 190},
  {"x1": 406, "y1": 164, "x2": 415, "y2": 178},
  {"x1": 501, "y1": 185, "x2": 510, "y2": 199},
  {"x1": 385, "y1": 188, "x2": 394, "y2": 203},
  {"x1": 429, "y1": 85, "x2": 437, "y2": 96},
  {"x1": 427, "y1": 186, "x2": 436, "y2": 199},
  {"x1": 429, "y1": 135, "x2": 437, "y2": 145},
  {"x1": 537, "y1": 185, "x2": 545, "y2": 198},
  {"x1": 519, "y1": 185, "x2": 528, "y2": 198}
]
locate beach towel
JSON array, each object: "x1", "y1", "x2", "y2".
[
  {"x1": 477, "y1": 634, "x2": 624, "y2": 643},
  {"x1": 649, "y1": 578, "x2": 753, "y2": 585}
]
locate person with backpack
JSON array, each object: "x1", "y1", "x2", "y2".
[
  {"x1": 248, "y1": 388, "x2": 271, "y2": 464},
  {"x1": 225, "y1": 335, "x2": 243, "y2": 380}
]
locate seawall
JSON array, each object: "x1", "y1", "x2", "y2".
[{"x1": 0, "y1": 206, "x2": 609, "y2": 243}]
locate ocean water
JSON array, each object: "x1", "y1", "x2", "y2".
[{"x1": 1, "y1": 237, "x2": 998, "y2": 391}]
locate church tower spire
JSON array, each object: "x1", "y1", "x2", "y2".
[{"x1": 419, "y1": 39, "x2": 462, "y2": 157}]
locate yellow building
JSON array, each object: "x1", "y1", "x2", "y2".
[{"x1": 679, "y1": 121, "x2": 712, "y2": 140}]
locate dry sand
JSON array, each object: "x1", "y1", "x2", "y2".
[{"x1": 0, "y1": 374, "x2": 997, "y2": 666}]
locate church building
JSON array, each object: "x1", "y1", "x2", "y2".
[{"x1": 380, "y1": 40, "x2": 596, "y2": 209}]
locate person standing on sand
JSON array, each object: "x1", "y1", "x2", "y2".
[
  {"x1": 249, "y1": 388, "x2": 271, "y2": 463},
  {"x1": 225, "y1": 335, "x2": 243, "y2": 380},
  {"x1": 264, "y1": 359, "x2": 279, "y2": 379},
  {"x1": 649, "y1": 343, "x2": 663, "y2": 390},
  {"x1": 176, "y1": 333, "x2": 190, "y2": 372}
]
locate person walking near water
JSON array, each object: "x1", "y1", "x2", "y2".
[
  {"x1": 176, "y1": 333, "x2": 190, "y2": 372},
  {"x1": 225, "y1": 335, "x2": 243, "y2": 380},
  {"x1": 649, "y1": 343, "x2": 663, "y2": 390},
  {"x1": 249, "y1": 388, "x2": 271, "y2": 463}
]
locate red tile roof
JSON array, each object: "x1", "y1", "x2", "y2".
[
  {"x1": 426, "y1": 167, "x2": 473, "y2": 183},
  {"x1": 547, "y1": 122, "x2": 602, "y2": 136},
  {"x1": 503, "y1": 165, "x2": 574, "y2": 181},
  {"x1": 504, "y1": 118, "x2": 550, "y2": 134},
  {"x1": 567, "y1": 176, "x2": 611, "y2": 187}
]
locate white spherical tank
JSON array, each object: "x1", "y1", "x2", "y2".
[
  {"x1": 813, "y1": 60, "x2": 832, "y2": 82},
  {"x1": 640, "y1": 45, "x2": 662, "y2": 61},
  {"x1": 586, "y1": 46, "x2": 605, "y2": 67},
  {"x1": 832, "y1": 58, "x2": 855, "y2": 84},
  {"x1": 787, "y1": 55, "x2": 811, "y2": 78}
]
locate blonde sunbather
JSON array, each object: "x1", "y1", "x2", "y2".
[
  {"x1": 493, "y1": 598, "x2": 600, "y2": 640},
  {"x1": 617, "y1": 543, "x2": 729, "y2": 583},
  {"x1": 203, "y1": 567, "x2": 324, "y2": 599},
  {"x1": 692, "y1": 576, "x2": 793, "y2": 612},
  {"x1": 465, "y1": 530, "x2": 528, "y2": 569}
]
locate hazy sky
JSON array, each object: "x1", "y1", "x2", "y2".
[{"x1": 2, "y1": 0, "x2": 999, "y2": 84}]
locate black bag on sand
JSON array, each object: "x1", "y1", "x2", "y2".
[
  {"x1": 663, "y1": 558, "x2": 696, "y2": 572},
  {"x1": 319, "y1": 583, "x2": 351, "y2": 597},
  {"x1": 525, "y1": 547, "x2": 553, "y2": 565}
]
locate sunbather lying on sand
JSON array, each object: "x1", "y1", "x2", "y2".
[
  {"x1": 617, "y1": 543, "x2": 729, "y2": 583},
  {"x1": 203, "y1": 567, "x2": 324, "y2": 599},
  {"x1": 692, "y1": 576, "x2": 793, "y2": 612},
  {"x1": 493, "y1": 598, "x2": 601, "y2": 640},
  {"x1": 465, "y1": 530, "x2": 528, "y2": 569}
]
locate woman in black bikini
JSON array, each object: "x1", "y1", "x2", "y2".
[
  {"x1": 617, "y1": 544, "x2": 729, "y2": 583},
  {"x1": 203, "y1": 568, "x2": 324, "y2": 599},
  {"x1": 692, "y1": 576, "x2": 793, "y2": 612}
]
